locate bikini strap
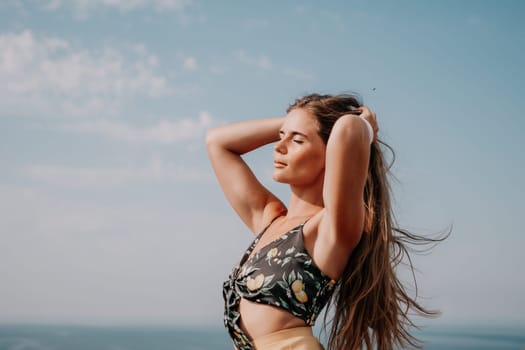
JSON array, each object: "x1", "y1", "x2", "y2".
[
  {"x1": 239, "y1": 215, "x2": 282, "y2": 265},
  {"x1": 300, "y1": 216, "x2": 313, "y2": 228},
  {"x1": 256, "y1": 214, "x2": 282, "y2": 239}
]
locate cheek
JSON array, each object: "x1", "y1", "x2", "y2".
[{"x1": 293, "y1": 149, "x2": 325, "y2": 172}]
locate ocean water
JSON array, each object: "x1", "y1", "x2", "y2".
[
  {"x1": 416, "y1": 326, "x2": 525, "y2": 350},
  {"x1": 0, "y1": 324, "x2": 524, "y2": 350}
]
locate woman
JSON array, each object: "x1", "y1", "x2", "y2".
[{"x1": 206, "y1": 93, "x2": 439, "y2": 350}]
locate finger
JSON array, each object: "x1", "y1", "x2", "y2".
[{"x1": 357, "y1": 106, "x2": 370, "y2": 113}]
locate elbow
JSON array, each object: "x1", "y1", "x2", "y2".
[
  {"x1": 206, "y1": 127, "x2": 238, "y2": 156},
  {"x1": 205, "y1": 127, "x2": 220, "y2": 151},
  {"x1": 330, "y1": 116, "x2": 369, "y2": 147}
]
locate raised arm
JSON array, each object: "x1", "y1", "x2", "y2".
[
  {"x1": 319, "y1": 107, "x2": 377, "y2": 250},
  {"x1": 206, "y1": 117, "x2": 287, "y2": 234}
]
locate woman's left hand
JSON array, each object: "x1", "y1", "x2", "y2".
[{"x1": 356, "y1": 106, "x2": 378, "y2": 142}]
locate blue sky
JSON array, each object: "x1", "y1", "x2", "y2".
[{"x1": 0, "y1": 0, "x2": 524, "y2": 328}]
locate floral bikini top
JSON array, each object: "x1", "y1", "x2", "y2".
[{"x1": 222, "y1": 219, "x2": 338, "y2": 350}]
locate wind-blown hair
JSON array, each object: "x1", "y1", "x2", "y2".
[{"x1": 287, "y1": 93, "x2": 449, "y2": 350}]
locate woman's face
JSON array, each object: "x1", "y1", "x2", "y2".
[{"x1": 273, "y1": 108, "x2": 326, "y2": 186}]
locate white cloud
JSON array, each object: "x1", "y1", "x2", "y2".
[
  {"x1": 0, "y1": 184, "x2": 246, "y2": 324},
  {"x1": 209, "y1": 65, "x2": 228, "y2": 75},
  {"x1": 21, "y1": 156, "x2": 213, "y2": 187},
  {"x1": 182, "y1": 56, "x2": 198, "y2": 71},
  {"x1": 60, "y1": 111, "x2": 212, "y2": 143},
  {"x1": 43, "y1": 0, "x2": 61, "y2": 10},
  {"x1": 234, "y1": 50, "x2": 273, "y2": 70},
  {"x1": 41, "y1": 0, "x2": 192, "y2": 15},
  {"x1": 0, "y1": 30, "x2": 169, "y2": 117},
  {"x1": 232, "y1": 50, "x2": 313, "y2": 80},
  {"x1": 283, "y1": 67, "x2": 314, "y2": 81}
]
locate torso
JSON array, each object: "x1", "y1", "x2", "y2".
[
  {"x1": 238, "y1": 300, "x2": 306, "y2": 340},
  {"x1": 237, "y1": 212, "x2": 348, "y2": 340}
]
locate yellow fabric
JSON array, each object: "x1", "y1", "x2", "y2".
[{"x1": 252, "y1": 326, "x2": 324, "y2": 350}]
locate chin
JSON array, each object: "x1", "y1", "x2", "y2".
[{"x1": 272, "y1": 172, "x2": 288, "y2": 184}]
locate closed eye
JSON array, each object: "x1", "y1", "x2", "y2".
[{"x1": 279, "y1": 130, "x2": 307, "y2": 143}]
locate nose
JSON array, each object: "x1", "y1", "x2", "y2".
[{"x1": 274, "y1": 138, "x2": 287, "y2": 154}]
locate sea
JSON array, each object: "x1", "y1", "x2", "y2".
[{"x1": 0, "y1": 323, "x2": 524, "y2": 350}]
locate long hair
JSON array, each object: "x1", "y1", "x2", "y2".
[{"x1": 288, "y1": 93, "x2": 449, "y2": 350}]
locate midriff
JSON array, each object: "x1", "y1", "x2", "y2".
[{"x1": 238, "y1": 298, "x2": 308, "y2": 340}]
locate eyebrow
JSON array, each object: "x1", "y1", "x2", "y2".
[{"x1": 279, "y1": 130, "x2": 309, "y2": 138}]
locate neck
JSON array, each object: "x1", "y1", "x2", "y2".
[{"x1": 285, "y1": 184, "x2": 324, "y2": 220}]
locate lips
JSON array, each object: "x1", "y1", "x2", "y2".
[{"x1": 274, "y1": 160, "x2": 287, "y2": 167}]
